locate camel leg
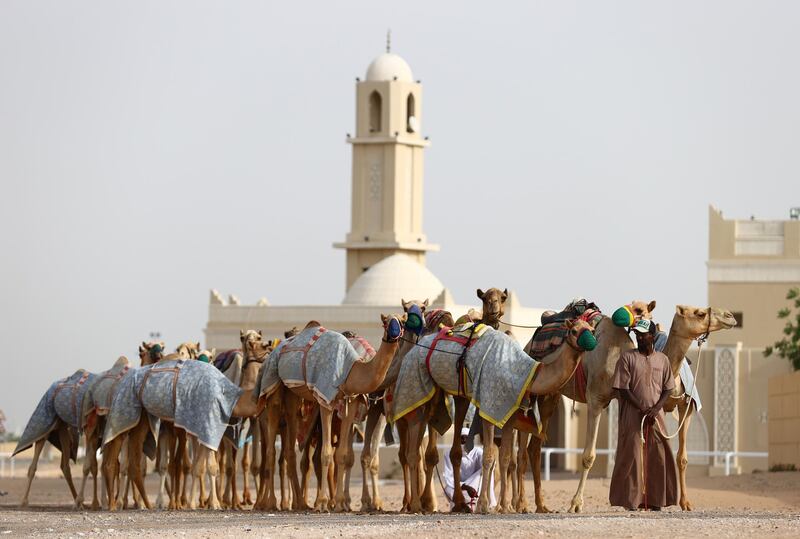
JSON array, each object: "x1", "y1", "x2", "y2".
[
  {"x1": 174, "y1": 428, "x2": 188, "y2": 510},
  {"x1": 404, "y1": 416, "x2": 426, "y2": 514},
  {"x1": 180, "y1": 437, "x2": 191, "y2": 508},
  {"x1": 421, "y1": 425, "x2": 439, "y2": 513},
  {"x1": 76, "y1": 425, "x2": 96, "y2": 510},
  {"x1": 189, "y1": 440, "x2": 205, "y2": 510},
  {"x1": 333, "y1": 400, "x2": 358, "y2": 512},
  {"x1": 156, "y1": 427, "x2": 172, "y2": 509},
  {"x1": 230, "y1": 443, "x2": 242, "y2": 510},
  {"x1": 526, "y1": 394, "x2": 558, "y2": 513},
  {"x1": 496, "y1": 426, "x2": 515, "y2": 513},
  {"x1": 516, "y1": 430, "x2": 531, "y2": 513},
  {"x1": 477, "y1": 421, "x2": 497, "y2": 514},
  {"x1": 278, "y1": 423, "x2": 289, "y2": 511},
  {"x1": 254, "y1": 413, "x2": 269, "y2": 509},
  {"x1": 241, "y1": 437, "x2": 252, "y2": 505},
  {"x1": 677, "y1": 401, "x2": 695, "y2": 511},
  {"x1": 248, "y1": 423, "x2": 261, "y2": 502},
  {"x1": 396, "y1": 419, "x2": 412, "y2": 512},
  {"x1": 20, "y1": 438, "x2": 46, "y2": 507},
  {"x1": 312, "y1": 406, "x2": 334, "y2": 512},
  {"x1": 88, "y1": 430, "x2": 100, "y2": 510},
  {"x1": 360, "y1": 403, "x2": 384, "y2": 512},
  {"x1": 344, "y1": 434, "x2": 355, "y2": 512},
  {"x1": 509, "y1": 434, "x2": 518, "y2": 510},
  {"x1": 204, "y1": 445, "x2": 222, "y2": 510},
  {"x1": 102, "y1": 437, "x2": 123, "y2": 511},
  {"x1": 283, "y1": 394, "x2": 306, "y2": 511},
  {"x1": 127, "y1": 416, "x2": 152, "y2": 509},
  {"x1": 256, "y1": 392, "x2": 281, "y2": 510},
  {"x1": 569, "y1": 400, "x2": 602, "y2": 513},
  {"x1": 57, "y1": 425, "x2": 79, "y2": 504},
  {"x1": 449, "y1": 397, "x2": 471, "y2": 512}
]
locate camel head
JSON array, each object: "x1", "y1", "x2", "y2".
[
  {"x1": 401, "y1": 298, "x2": 429, "y2": 336},
  {"x1": 425, "y1": 309, "x2": 455, "y2": 332},
  {"x1": 477, "y1": 288, "x2": 508, "y2": 326},
  {"x1": 611, "y1": 300, "x2": 656, "y2": 327},
  {"x1": 139, "y1": 341, "x2": 165, "y2": 366},
  {"x1": 196, "y1": 348, "x2": 216, "y2": 364},
  {"x1": 113, "y1": 355, "x2": 130, "y2": 368},
  {"x1": 564, "y1": 319, "x2": 598, "y2": 352},
  {"x1": 284, "y1": 327, "x2": 300, "y2": 339},
  {"x1": 630, "y1": 300, "x2": 656, "y2": 320},
  {"x1": 240, "y1": 329, "x2": 270, "y2": 361},
  {"x1": 381, "y1": 313, "x2": 407, "y2": 343},
  {"x1": 175, "y1": 341, "x2": 201, "y2": 359},
  {"x1": 672, "y1": 305, "x2": 738, "y2": 338}
]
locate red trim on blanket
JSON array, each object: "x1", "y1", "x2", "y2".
[
  {"x1": 279, "y1": 326, "x2": 328, "y2": 384},
  {"x1": 424, "y1": 327, "x2": 481, "y2": 395}
]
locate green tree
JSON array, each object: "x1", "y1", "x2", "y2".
[{"x1": 765, "y1": 287, "x2": 800, "y2": 371}]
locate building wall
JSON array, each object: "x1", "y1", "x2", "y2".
[{"x1": 768, "y1": 370, "x2": 800, "y2": 469}]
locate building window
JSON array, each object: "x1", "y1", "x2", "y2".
[
  {"x1": 369, "y1": 91, "x2": 382, "y2": 133},
  {"x1": 732, "y1": 312, "x2": 743, "y2": 328},
  {"x1": 406, "y1": 93, "x2": 416, "y2": 133}
]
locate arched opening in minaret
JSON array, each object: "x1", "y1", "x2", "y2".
[
  {"x1": 406, "y1": 93, "x2": 416, "y2": 133},
  {"x1": 369, "y1": 91, "x2": 382, "y2": 133}
]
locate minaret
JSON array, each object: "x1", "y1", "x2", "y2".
[{"x1": 334, "y1": 40, "x2": 439, "y2": 291}]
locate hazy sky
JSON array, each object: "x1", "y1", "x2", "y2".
[{"x1": 1, "y1": 1, "x2": 798, "y2": 432}]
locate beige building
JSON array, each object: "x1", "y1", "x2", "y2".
[{"x1": 204, "y1": 48, "x2": 544, "y2": 359}]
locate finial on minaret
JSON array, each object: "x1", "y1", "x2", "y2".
[{"x1": 386, "y1": 29, "x2": 391, "y2": 53}]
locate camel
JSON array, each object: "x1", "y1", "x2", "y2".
[
  {"x1": 661, "y1": 305, "x2": 736, "y2": 510},
  {"x1": 255, "y1": 314, "x2": 405, "y2": 512},
  {"x1": 515, "y1": 300, "x2": 655, "y2": 514},
  {"x1": 102, "y1": 339, "x2": 265, "y2": 511},
  {"x1": 75, "y1": 355, "x2": 132, "y2": 510},
  {"x1": 521, "y1": 304, "x2": 736, "y2": 514},
  {"x1": 186, "y1": 333, "x2": 269, "y2": 510},
  {"x1": 212, "y1": 332, "x2": 273, "y2": 510},
  {"x1": 396, "y1": 314, "x2": 597, "y2": 514},
  {"x1": 14, "y1": 371, "x2": 93, "y2": 508},
  {"x1": 359, "y1": 298, "x2": 436, "y2": 512}
]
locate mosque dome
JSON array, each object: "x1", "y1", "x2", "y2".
[
  {"x1": 365, "y1": 53, "x2": 414, "y2": 82},
  {"x1": 342, "y1": 254, "x2": 444, "y2": 306}
]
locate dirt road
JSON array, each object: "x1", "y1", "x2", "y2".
[{"x1": 1, "y1": 472, "x2": 798, "y2": 537}]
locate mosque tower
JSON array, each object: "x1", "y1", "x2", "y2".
[{"x1": 334, "y1": 38, "x2": 439, "y2": 291}]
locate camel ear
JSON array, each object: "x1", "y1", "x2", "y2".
[
  {"x1": 401, "y1": 298, "x2": 408, "y2": 309},
  {"x1": 477, "y1": 289, "x2": 485, "y2": 300},
  {"x1": 210, "y1": 348, "x2": 216, "y2": 357},
  {"x1": 502, "y1": 289, "x2": 508, "y2": 301},
  {"x1": 381, "y1": 314, "x2": 388, "y2": 324},
  {"x1": 240, "y1": 329, "x2": 246, "y2": 339},
  {"x1": 401, "y1": 313, "x2": 408, "y2": 323},
  {"x1": 676, "y1": 305, "x2": 688, "y2": 316},
  {"x1": 648, "y1": 300, "x2": 656, "y2": 313},
  {"x1": 196, "y1": 341, "x2": 201, "y2": 350},
  {"x1": 423, "y1": 298, "x2": 429, "y2": 308},
  {"x1": 258, "y1": 329, "x2": 262, "y2": 337}
]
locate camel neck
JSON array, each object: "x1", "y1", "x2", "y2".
[
  {"x1": 529, "y1": 340, "x2": 583, "y2": 395},
  {"x1": 664, "y1": 325, "x2": 694, "y2": 378},
  {"x1": 341, "y1": 336, "x2": 399, "y2": 396}
]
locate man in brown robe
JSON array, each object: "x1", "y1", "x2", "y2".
[{"x1": 609, "y1": 318, "x2": 678, "y2": 511}]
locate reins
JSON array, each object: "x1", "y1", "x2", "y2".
[{"x1": 498, "y1": 320, "x2": 541, "y2": 329}]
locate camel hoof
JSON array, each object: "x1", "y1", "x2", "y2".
[
  {"x1": 451, "y1": 503, "x2": 472, "y2": 514},
  {"x1": 680, "y1": 499, "x2": 694, "y2": 511},
  {"x1": 535, "y1": 505, "x2": 553, "y2": 514},
  {"x1": 20, "y1": 499, "x2": 29, "y2": 509},
  {"x1": 476, "y1": 502, "x2": 491, "y2": 514},
  {"x1": 90, "y1": 501, "x2": 101, "y2": 511}
]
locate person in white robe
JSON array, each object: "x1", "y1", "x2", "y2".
[{"x1": 442, "y1": 427, "x2": 496, "y2": 510}]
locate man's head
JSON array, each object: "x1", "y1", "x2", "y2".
[
  {"x1": 631, "y1": 318, "x2": 657, "y2": 352},
  {"x1": 460, "y1": 427, "x2": 470, "y2": 445}
]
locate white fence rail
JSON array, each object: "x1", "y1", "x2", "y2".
[{"x1": 539, "y1": 447, "x2": 769, "y2": 480}]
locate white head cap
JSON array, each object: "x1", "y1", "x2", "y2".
[{"x1": 460, "y1": 427, "x2": 470, "y2": 437}]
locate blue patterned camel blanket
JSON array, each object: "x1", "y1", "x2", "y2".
[
  {"x1": 85, "y1": 362, "x2": 132, "y2": 418},
  {"x1": 255, "y1": 326, "x2": 375, "y2": 409},
  {"x1": 13, "y1": 369, "x2": 97, "y2": 457},
  {"x1": 390, "y1": 326, "x2": 540, "y2": 428},
  {"x1": 103, "y1": 359, "x2": 243, "y2": 450}
]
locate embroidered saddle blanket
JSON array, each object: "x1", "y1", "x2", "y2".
[
  {"x1": 255, "y1": 326, "x2": 375, "y2": 409},
  {"x1": 526, "y1": 309, "x2": 603, "y2": 359},
  {"x1": 103, "y1": 359, "x2": 242, "y2": 450},
  {"x1": 14, "y1": 369, "x2": 96, "y2": 457},
  {"x1": 390, "y1": 326, "x2": 540, "y2": 428}
]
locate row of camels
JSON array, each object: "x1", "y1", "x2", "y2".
[{"x1": 13, "y1": 289, "x2": 736, "y2": 514}]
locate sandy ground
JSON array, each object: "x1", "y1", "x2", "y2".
[{"x1": 1, "y1": 471, "x2": 799, "y2": 537}]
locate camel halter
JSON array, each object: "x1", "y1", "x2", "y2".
[{"x1": 637, "y1": 308, "x2": 711, "y2": 508}]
